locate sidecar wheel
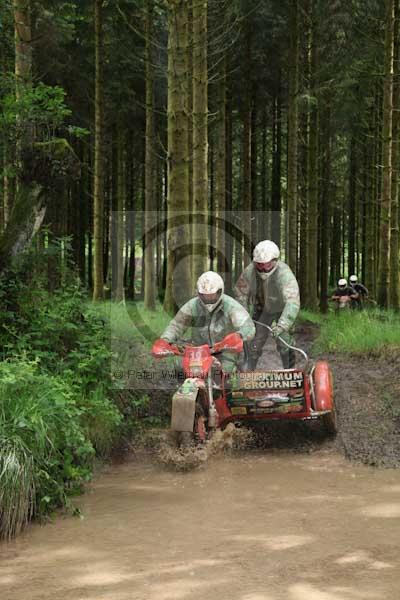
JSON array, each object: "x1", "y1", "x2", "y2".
[{"x1": 322, "y1": 403, "x2": 337, "y2": 435}]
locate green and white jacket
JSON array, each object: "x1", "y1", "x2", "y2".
[
  {"x1": 161, "y1": 294, "x2": 256, "y2": 346},
  {"x1": 234, "y1": 261, "x2": 300, "y2": 331}
]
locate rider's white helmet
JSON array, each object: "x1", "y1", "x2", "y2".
[
  {"x1": 253, "y1": 240, "x2": 280, "y2": 279},
  {"x1": 349, "y1": 275, "x2": 358, "y2": 284},
  {"x1": 338, "y1": 278, "x2": 347, "y2": 288},
  {"x1": 197, "y1": 271, "x2": 224, "y2": 313}
]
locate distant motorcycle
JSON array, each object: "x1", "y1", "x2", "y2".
[{"x1": 331, "y1": 294, "x2": 357, "y2": 312}]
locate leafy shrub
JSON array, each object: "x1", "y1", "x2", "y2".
[
  {"x1": 0, "y1": 241, "x2": 125, "y2": 539},
  {"x1": 0, "y1": 360, "x2": 93, "y2": 539}
]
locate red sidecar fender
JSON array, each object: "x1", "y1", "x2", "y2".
[{"x1": 313, "y1": 361, "x2": 334, "y2": 411}]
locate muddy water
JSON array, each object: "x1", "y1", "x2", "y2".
[{"x1": 1, "y1": 451, "x2": 400, "y2": 600}]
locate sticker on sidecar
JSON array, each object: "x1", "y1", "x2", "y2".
[
  {"x1": 231, "y1": 402, "x2": 304, "y2": 415},
  {"x1": 237, "y1": 370, "x2": 304, "y2": 390}
]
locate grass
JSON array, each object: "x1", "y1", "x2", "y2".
[
  {"x1": 311, "y1": 308, "x2": 400, "y2": 355},
  {"x1": 95, "y1": 301, "x2": 400, "y2": 358},
  {"x1": 0, "y1": 438, "x2": 35, "y2": 540},
  {"x1": 94, "y1": 300, "x2": 171, "y2": 347},
  {"x1": 299, "y1": 308, "x2": 324, "y2": 326}
]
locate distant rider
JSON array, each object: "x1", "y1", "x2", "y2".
[
  {"x1": 349, "y1": 275, "x2": 368, "y2": 309},
  {"x1": 331, "y1": 278, "x2": 358, "y2": 310},
  {"x1": 155, "y1": 272, "x2": 255, "y2": 375},
  {"x1": 234, "y1": 240, "x2": 300, "y2": 370}
]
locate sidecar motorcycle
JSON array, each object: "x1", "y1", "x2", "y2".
[{"x1": 151, "y1": 324, "x2": 336, "y2": 446}]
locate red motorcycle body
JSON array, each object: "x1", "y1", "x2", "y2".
[{"x1": 152, "y1": 336, "x2": 336, "y2": 436}]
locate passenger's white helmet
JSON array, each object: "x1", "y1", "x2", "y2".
[
  {"x1": 253, "y1": 240, "x2": 280, "y2": 279},
  {"x1": 349, "y1": 275, "x2": 358, "y2": 284},
  {"x1": 253, "y1": 240, "x2": 280, "y2": 263},
  {"x1": 338, "y1": 278, "x2": 347, "y2": 288},
  {"x1": 197, "y1": 271, "x2": 224, "y2": 313}
]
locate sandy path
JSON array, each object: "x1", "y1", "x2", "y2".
[{"x1": 1, "y1": 450, "x2": 400, "y2": 600}]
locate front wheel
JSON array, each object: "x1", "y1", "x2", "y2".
[{"x1": 172, "y1": 402, "x2": 207, "y2": 448}]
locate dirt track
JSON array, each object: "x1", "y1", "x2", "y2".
[
  {"x1": 2, "y1": 324, "x2": 400, "y2": 599},
  {"x1": 2, "y1": 452, "x2": 400, "y2": 600}
]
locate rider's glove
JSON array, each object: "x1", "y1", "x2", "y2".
[
  {"x1": 271, "y1": 324, "x2": 284, "y2": 338},
  {"x1": 152, "y1": 338, "x2": 177, "y2": 357}
]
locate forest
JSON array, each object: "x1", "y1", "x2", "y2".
[
  {"x1": 2, "y1": 0, "x2": 400, "y2": 312},
  {"x1": 1, "y1": 0, "x2": 400, "y2": 550}
]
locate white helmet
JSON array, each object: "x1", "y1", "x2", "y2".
[
  {"x1": 338, "y1": 278, "x2": 347, "y2": 288},
  {"x1": 197, "y1": 271, "x2": 224, "y2": 313},
  {"x1": 349, "y1": 275, "x2": 358, "y2": 284},
  {"x1": 253, "y1": 240, "x2": 280, "y2": 279}
]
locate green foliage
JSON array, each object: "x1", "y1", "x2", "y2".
[
  {"x1": 313, "y1": 309, "x2": 400, "y2": 355},
  {"x1": 0, "y1": 81, "x2": 71, "y2": 142},
  {"x1": 298, "y1": 309, "x2": 324, "y2": 326},
  {"x1": 0, "y1": 360, "x2": 92, "y2": 539},
  {"x1": 0, "y1": 242, "x2": 125, "y2": 539}
]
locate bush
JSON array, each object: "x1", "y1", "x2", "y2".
[
  {"x1": 0, "y1": 360, "x2": 93, "y2": 539},
  {"x1": 0, "y1": 241, "x2": 124, "y2": 539}
]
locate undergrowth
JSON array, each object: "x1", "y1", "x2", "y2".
[{"x1": 0, "y1": 240, "x2": 147, "y2": 540}]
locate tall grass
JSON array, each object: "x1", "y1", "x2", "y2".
[
  {"x1": 312, "y1": 309, "x2": 400, "y2": 355},
  {"x1": 0, "y1": 360, "x2": 95, "y2": 539},
  {"x1": 0, "y1": 439, "x2": 35, "y2": 540}
]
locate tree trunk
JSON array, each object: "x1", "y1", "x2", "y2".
[
  {"x1": 348, "y1": 136, "x2": 357, "y2": 278},
  {"x1": 319, "y1": 99, "x2": 331, "y2": 313},
  {"x1": 144, "y1": 0, "x2": 157, "y2": 310},
  {"x1": 92, "y1": 0, "x2": 105, "y2": 300},
  {"x1": 225, "y1": 78, "x2": 233, "y2": 293},
  {"x1": 305, "y1": 8, "x2": 319, "y2": 309},
  {"x1": 215, "y1": 59, "x2": 226, "y2": 276},
  {"x1": 13, "y1": 0, "x2": 32, "y2": 95},
  {"x1": 192, "y1": 0, "x2": 208, "y2": 280},
  {"x1": 390, "y1": 0, "x2": 400, "y2": 309},
  {"x1": 271, "y1": 86, "x2": 282, "y2": 246},
  {"x1": 287, "y1": 0, "x2": 299, "y2": 273},
  {"x1": 164, "y1": 0, "x2": 191, "y2": 313},
  {"x1": 261, "y1": 106, "x2": 269, "y2": 239},
  {"x1": 13, "y1": 0, "x2": 32, "y2": 187},
  {"x1": 242, "y1": 23, "x2": 253, "y2": 265},
  {"x1": 113, "y1": 123, "x2": 125, "y2": 303},
  {"x1": 378, "y1": 0, "x2": 395, "y2": 308}
]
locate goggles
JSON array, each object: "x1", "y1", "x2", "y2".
[
  {"x1": 254, "y1": 260, "x2": 276, "y2": 273},
  {"x1": 198, "y1": 290, "x2": 222, "y2": 305}
]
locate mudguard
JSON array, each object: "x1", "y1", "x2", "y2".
[
  {"x1": 171, "y1": 378, "x2": 202, "y2": 432},
  {"x1": 313, "y1": 361, "x2": 334, "y2": 411}
]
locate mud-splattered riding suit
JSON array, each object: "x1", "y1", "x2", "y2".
[
  {"x1": 234, "y1": 261, "x2": 300, "y2": 369},
  {"x1": 161, "y1": 294, "x2": 255, "y2": 374}
]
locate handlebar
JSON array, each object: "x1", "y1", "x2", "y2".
[{"x1": 253, "y1": 320, "x2": 309, "y2": 366}]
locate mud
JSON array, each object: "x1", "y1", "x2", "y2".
[
  {"x1": 2, "y1": 452, "x2": 400, "y2": 600},
  {"x1": 331, "y1": 352, "x2": 400, "y2": 468},
  {"x1": 2, "y1": 323, "x2": 400, "y2": 599},
  {"x1": 156, "y1": 424, "x2": 254, "y2": 471}
]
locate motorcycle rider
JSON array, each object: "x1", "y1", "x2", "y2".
[
  {"x1": 331, "y1": 278, "x2": 358, "y2": 309},
  {"x1": 349, "y1": 274, "x2": 368, "y2": 309},
  {"x1": 155, "y1": 271, "x2": 255, "y2": 375},
  {"x1": 234, "y1": 240, "x2": 300, "y2": 370}
]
